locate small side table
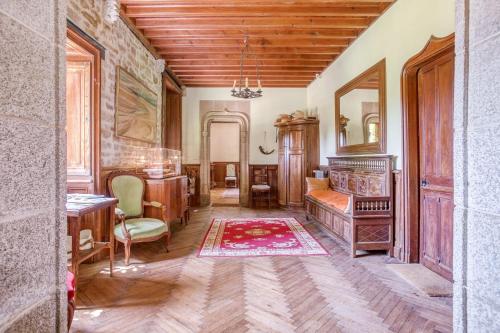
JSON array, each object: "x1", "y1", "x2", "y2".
[{"x1": 66, "y1": 194, "x2": 118, "y2": 291}]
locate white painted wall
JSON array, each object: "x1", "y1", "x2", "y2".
[
  {"x1": 307, "y1": 0, "x2": 455, "y2": 167},
  {"x1": 182, "y1": 88, "x2": 307, "y2": 164},
  {"x1": 210, "y1": 122, "x2": 240, "y2": 162}
]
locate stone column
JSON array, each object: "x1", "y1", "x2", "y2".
[
  {"x1": 0, "y1": 0, "x2": 68, "y2": 332},
  {"x1": 454, "y1": 1, "x2": 500, "y2": 332},
  {"x1": 200, "y1": 129, "x2": 210, "y2": 206},
  {"x1": 239, "y1": 129, "x2": 249, "y2": 207}
]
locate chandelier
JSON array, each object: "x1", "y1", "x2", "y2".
[{"x1": 231, "y1": 36, "x2": 263, "y2": 99}]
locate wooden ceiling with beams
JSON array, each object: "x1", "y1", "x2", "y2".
[{"x1": 120, "y1": 0, "x2": 395, "y2": 87}]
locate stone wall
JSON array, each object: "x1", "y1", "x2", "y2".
[
  {"x1": 0, "y1": 0, "x2": 67, "y2": 331},
  {"x1": 67, "y1": 0, "x2": 163, "y2": 167},
  {"x1": 454, "y1": 1, "x2": 500, "y2": 332}
]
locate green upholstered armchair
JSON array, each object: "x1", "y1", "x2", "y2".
[{"x1": 107, "y1": 171, "x2": 170, "y2": 265}]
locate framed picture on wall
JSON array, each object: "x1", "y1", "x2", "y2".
[{"x1": 115, "y1": 66, "x2": 158, "y2": 143}]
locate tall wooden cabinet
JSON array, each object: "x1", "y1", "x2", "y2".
[{"x1": 276, "y1": 119, "x2": 320, "y2": 207}]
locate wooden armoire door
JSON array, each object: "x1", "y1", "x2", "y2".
[
  {"x1": 287, "y1": 126, "x2": 305, "y2": 206},
  {"x1": 277, "y1": 128, "x2": 288, "y2": 206},
  {"x1": 417, "y1": 50, "x2": 454, "y2": 280}
]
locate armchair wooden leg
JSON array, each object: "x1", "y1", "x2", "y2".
[{"x1": 124, "y1": 240, "x2": 132, "y2": 266}]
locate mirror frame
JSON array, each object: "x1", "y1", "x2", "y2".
[{"x1": 335, "y1": 58, "x2": 387, "y2": 155}]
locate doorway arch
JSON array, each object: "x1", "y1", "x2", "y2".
[{"x1": 200, "y1": 109, "x2": 250, "y2": 206}]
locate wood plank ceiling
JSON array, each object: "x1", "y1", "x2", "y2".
[{"x1": 120, "y1": 0, "x2": 395, "y2": 87}]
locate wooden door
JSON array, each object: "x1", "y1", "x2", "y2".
[
  {"x1": 287, "y1": 127, "x2": 305, "y2": 206},
  {"x1": 164, "y1": 87, "x2": 182, "y2": 151},
  {"x1": 417, "y1": 50, "x2": 454, "y2": 280},
  {"x1": 277, "y1": 128, "x2": 288, "y2": 206}
]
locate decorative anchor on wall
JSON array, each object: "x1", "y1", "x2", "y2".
[{"x1": 258, "y1": 131, "x2": 275, "y2": 155}]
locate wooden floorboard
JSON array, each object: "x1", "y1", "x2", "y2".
[{"x1": 71, "y1": 206, "x2": 452, "y2": 333}]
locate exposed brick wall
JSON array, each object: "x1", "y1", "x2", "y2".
[{"x1": 68, "y1": 0, "x2": 162, "y2": 167}]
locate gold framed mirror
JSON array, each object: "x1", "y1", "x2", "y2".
[{"x1": 335, "y1": 59, "x2": 386, "y2": 155}]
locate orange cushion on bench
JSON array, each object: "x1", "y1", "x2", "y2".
[{"x1": 308, "y1": 189, "x2": 351, "y2": 213}]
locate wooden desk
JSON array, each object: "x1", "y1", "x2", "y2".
[{"x1": 66, "y1": 194, "x2": 118, "y2": 287}]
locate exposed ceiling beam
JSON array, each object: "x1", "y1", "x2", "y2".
[
  {"x1": 163, "y1": 54, "x2": 336, "y2": 60},
  {"x1": 184, "y1": 83, "x2": 310, "y2": 88},
  {"x1": 170, "y1": 66, "x2": 326, "y2": 72},
  {"x1": 125, "y1": 5, "x2": 383, "y2": 18},
  {"x1": 150, "y1": 38, "x2": 352, "y2": 47},
  {"x1": 167, "y1": 60, "x2": 330, "y2": 67},
  {"x1": 120, "y1": 0, "x2": 394, "y2": 87},
  {"x1": 143, "y1": 28, "x2": 361, "y2": 39},
  {"x1": 157, "y1": 46, "x2": 344, "y2": 54},
  {"x1": 134, "y1": 17, "x2": 371, "y2": 29},
  {"x1": 122, "y1": 0, "x2": 394, "y2": 5},
  {"x1": 177, "y1": 72, "x2": 317, "y2": 77}
]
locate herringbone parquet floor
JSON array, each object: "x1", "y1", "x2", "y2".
[{"x1": 71, "y1": 207, "x2": 452, "y2": 333}]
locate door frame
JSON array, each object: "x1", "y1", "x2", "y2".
[
  {"x1": 401, "y1": 34, "x2": 454, "y2": 263},
  {"x1": 200, "y1": 110, "x2": 250, "y2": 207}
]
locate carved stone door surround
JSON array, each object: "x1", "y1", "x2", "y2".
[{"x1": 199, "y1": 101, "x2": 250, "y2": 206}]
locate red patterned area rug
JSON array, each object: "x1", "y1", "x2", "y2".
[{"x1": 199, "y1": 218, "x2": 329, "y2": 257}]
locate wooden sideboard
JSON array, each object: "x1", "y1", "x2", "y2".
[{"x1": 144, "y1": 175, "x2": 189, "y2": 225}]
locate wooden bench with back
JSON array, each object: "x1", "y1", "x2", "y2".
[{"x1": 305, "y1": 155, "x2": 394, "y2": 257}]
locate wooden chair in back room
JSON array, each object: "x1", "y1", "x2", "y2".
[
  {"x1": 225, "y1": 163, "x2": 238, "y2": 188},
  {"x1": 107, "y1": 171, "x2": 170, "y2": 265}
]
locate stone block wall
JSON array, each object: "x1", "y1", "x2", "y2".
[
  {"x1": 67, "y1": 0, "x2": 163, "y2": 167},
  {"x1": 0, "y1": 0, "x2": 67, "y2": 331},
  {"x1": 454, "y1": 1, "x2": 500, "y2": 332}
]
